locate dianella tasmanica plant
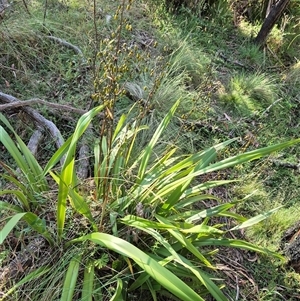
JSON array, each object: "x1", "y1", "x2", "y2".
[{"x1": 1, "y1": 98, "x2": 300, "y2": 300}]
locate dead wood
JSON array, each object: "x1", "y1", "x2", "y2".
[
  {"x1": 27, "y1": 129, "x2": 44, "y2": 157},
  {"x1": 76, "y1": 123, "x2": 94, "y2": 180},
  {"x1": 281, "y1": 221, "x2": 300, "y2": 272},
  {"x1": 0, "y1": 91, "x2": 65, "y2": 163},
  {"x1": 76, "y1": 144, "x2": 90, "y2": 180},
  {"x1": 270, "y1": 159, "x2": 300, "y2": 172},
  {"x1": 46, "y1": 36, "x2": 85, "y2": 62},
  {"x1": 254, "y1": 0, "x2": 290, "y2": 46},
  {"x1": 0, "y1": 97, "x2": 87, "y2": 114},
  {"x1": 218, "y1": 52, "x2": 252, "y2": 70},
  {"x1": 176, "y1": 117, "x2": 227, "y2": 135}
]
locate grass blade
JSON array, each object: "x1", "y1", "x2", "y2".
[
  {"x1": 194, "y1": 238, "x2": 284, "y2": 260},
  {"x1": 185, "y1": 202, "x2": 238, "y2": 223},
  {"x1": 70, "y1": 233, "x2": 205, "y2": 301},
  {"x1": 0, "y1": 114, "x2": 47, "y2": 191},
  {"x1": 109, "y1": 278, "x2": 124, "y2": 301},
  {"x1": 154, "y1": 139, "x2": 300, "y2": 202},
  {"x1": 193, "y1": 138, "x2": 300, "y2": 177},
  {"x1": 230, "y1": 206, "x2": 283, "y2": 231},
  {"x1": 136, "y1": 99, "x2": 180, "y2": 182},
  {"x1": 57, "y1": 105, "x2": 106, "y2": 239},
  {"x1": 68, "y1": 188, "x2": 97, "y2": 231},
  {"x1": 22, "y1": 212, "x2": 54, "y2": 246},
  {"x1": 175, "y1": 254, "x2": 228, "y2": 301},
  {"x1": 81, "y1": 265, "x2": 95, "y2": 301},
  {"x1": 43, "y1": 136, "x2": 73, "y2": 176},
  {"x1": 0, "y1": 213, "x2": 26, "y2": 244},
  {"x1": 0, "y1": 201, "x2": 23, "y2": 212},
  {"x1": 0, "y1": 125, "x2": 32, "y2": 180},
  {"x1": 0, "y1": 190, "x2": 30, "y2": 211},
  {"x1": 0, "y1": 266, "x2": 50, "y2": 300},
  {"x1": 60, "y1": 255, "x2": 81, "y2": 301},
  {"x1": 155, "y1": 215, "x2": 213, "y2": 268},
  {"x1": 122, "y1": 216, "x2": 226, "y2": 300},
  {"x1": 56, "y1": 168, "x2": 73, "y2": 239}
]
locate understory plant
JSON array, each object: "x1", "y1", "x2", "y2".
[
  {"x1": 1, "y1": 1, "x2": 300, "y2": 300},
  {"x1": 220, "y1": 72, "x2": 277, "y2": 116},
  {"x1": 1, "y1": 99, "x2": 300, "y2": 301}
]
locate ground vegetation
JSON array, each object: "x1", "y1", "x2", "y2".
[{"x1": 0, "y1": 0, "x2": 300, "y2": 300}]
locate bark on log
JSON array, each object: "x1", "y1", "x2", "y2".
[
  {"x1": 281, "y1": 222, "x2": 300, "y2": 272},
  {"x1": 27, "y1": 129, "x2": 44, "y2": 157},
  {"x1": 76, "y1": 144, "x2": 90, "y2": 180}
]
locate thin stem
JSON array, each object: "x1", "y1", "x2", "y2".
[
  {"x1": 22, "y1": 0, "x2": 31, "y2": 15},
  {"x1": 43, "y1": 0, "x2": 48, "y2": 26},
  {"x1": 92, "y1": 0, "x2": 99, "y2": 79}
]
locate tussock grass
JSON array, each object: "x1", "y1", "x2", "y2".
[
  {"x1": 285, "y1": 61, "x2": 300, "y2": 86},
  {"x1": 238, "y1": 42, "x2": 264, "y2": 66},
  {"x1": 167, "y1": 38, "x2": 211, "y2": 88},
  {"x1": 248, "y1": 205, "x2": 300, "y2": 250},
  {"x1": 219, "y1": 73, "x2": 278, "y2": 116}
]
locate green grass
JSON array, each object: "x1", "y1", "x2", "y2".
[{"x1": 219, "y1": 72, "x2": 278, "y2": 116}]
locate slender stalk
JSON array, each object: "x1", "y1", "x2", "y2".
[
  {"x1": 92, "y1": 0, "x2": 99, "y2": 79},
  {"x1": 43, "y1": 0, "x2": 48, "y2": 26},
  {"x1": 99, "y1": 0, "x2": 127, "y2": 230},
  {"x1": 22, "y1": 0, "x2": 31, "y2": 15}
]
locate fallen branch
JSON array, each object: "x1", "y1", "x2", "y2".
[
  {"x1": 0, "y1": 91, "x2": 65, "y2": 164},
  {"x1": 27, "y1": 129, "x2": 44, "y2": 157},
  {"x1": 260, "y1": 98, "x2": 282, "y2": 117},
  {"x1": 0, "y1": 97, "x2": 87, "y2": 114},
  {"x1": 76, "y1": 124, "x2": 94, "y2": 180},
  {"x1": 76, "y1": 144, "x2": 90, "y2": 180},
  {"x1": 176, "y1": 117, "x2": 227, "y2": 135},
  {"x1": 218, "y1": 52, "x2": 252, "y2": 70},
  {"x1": 270, "y1": 159, "x2": 300, "y2": 171},
  {"x1": 46, "y1": 36, "x2": 85, "y2": 62}
]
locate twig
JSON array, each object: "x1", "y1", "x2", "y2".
[
  {"x1": 0, "y1": 97, "x2": 87, "y2": 114},
  {"x1": 22, "y1": 0, "x2": 31, "y2": 15},
  {"x1": 260, "y1": 98, "x2": 282, "y2": 117},
  {"x1": 235, "y1": 275, "x2": 240, "y2": 301},
  {"x1": 46, "y1": 36, "x2": 85, "y2": 62},
  {"x1": 218, "y1": 52, "x2": 252, "y2": 70},
  {"x1": 270, "y1": 159, "x2": 300, "y2": 171},
  {"x1": 43, "y1": 0, "x2": 48, "y2": 25}
]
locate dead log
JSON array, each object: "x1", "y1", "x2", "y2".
[
  {"x1": 0, "y1": 97, "x2": 87, "y2": 114},
  {"x1": 281, "y1": 221, "x2": 300, "y2": 272},
  {"x1": 27, "y1": 129, "x2": 44, "y2": 157},
  {"x1": 0, "y1": 91, "x2": 65, "y2": 164},
  {"x1": 76, "y1": 144, "x2": 90, "y2": 180}
]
